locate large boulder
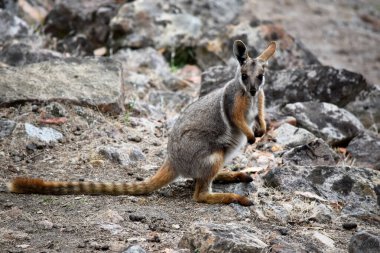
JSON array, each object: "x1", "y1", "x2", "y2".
[
  {"x1": 179, "y1": 223, "x2": 268, "y2": 253},
  {"x1": 347, "y1": 131, "x2": 380, "y2": 170},
  {"x1": 273, "y1": 123, "x2": 316, "y2": 149},
  {"x1": 263, "y1": 165, "x2": 380, "y2": 216},
  {"x1": 0, "y1": 9, "x2": 30, "y2": 43},
  {"x1": 112, "y1": 47, "x2": 183, "y2": 92},
  {"x1": 43, "y1": 0, "x2": 119, "y2": 56},
  {"x1": 282, "y1": 138, "x2": 339, "y2": 166},
  {"x1": 0, "y1": 58, "x2": 125, "y2": 114},
  {"x1": 110, "y1": 0, "x2": 244, "y2": 53},
  {"x1": 110, "y1": 0, "x2": 205, "y2": 51},
  {"x1": 0, "y1": 41, "x2": 62, "y2": 66},
  {"x1": 0, "y1": 119, "x2": 16, "y2": 139},
  {"x1": 282, "y1": 102, "x2": 364, "y2": 146},
  {"x1": 349, "y1": 231, "x2": 380, "y2": 253},
  {"x1": 345, "y1": 85, "x2": 380, "y2": 130},
  {"x1": 199, "y1": 64, "x2": 235, "y2": 97},
  {"x1": 265, "y1": 66, "x2": 368, "y2": 107},
  {"x1": 198, "y1": 65, "x2": 367, "y2": 108}
]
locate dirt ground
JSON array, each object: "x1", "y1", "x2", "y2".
[{"x1": 0, "y1": 102, "x2": 379, "y2": 253}]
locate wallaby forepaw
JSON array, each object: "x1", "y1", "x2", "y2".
[
  {"x1": 238, "y1": 197, "x2": 254, "y2": 206},
  {"x1": 248, "y1": 136, "x2": 256, "y2": 145},
  {"x1": 254, "y1": 128, "x2": 265, "y2": 138},
  {"x1": 239, "y1": 173, "x2": 253, "y2": 183}
]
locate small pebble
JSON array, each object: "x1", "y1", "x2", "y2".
[
  {"x1": 278, "y1": 227, "x2": 289, "y2": 235},
  {"x1": 129, "y1": 214, "x2": 146, "y2": 222},
  {"x1": 127, "y1": 134, "x2": 142, "y2": 142},
  {"x1": 342, "y1": 223, "x2": 357, "y2": 230}
]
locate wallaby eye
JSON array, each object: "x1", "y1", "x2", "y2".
[
  {"x1": 242, "y1": 74, "x2": 248, "y2": 81},
  {"x1": 257, "y1": 74, "x2": 264, "y2": 82}
]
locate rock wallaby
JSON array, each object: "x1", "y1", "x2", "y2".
[{"x1": 8, "y1": 40, "x2": 276, "y2": 206}]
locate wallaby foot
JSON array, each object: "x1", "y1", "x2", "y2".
[
  {"x1": 194, "y1": 191, "x2": 253, "y2": 206},
  {"x1": 192, "y1": 152, "x2": 253, "y2": 206},
  {"x1": 213, "y1": 170, "x2": 253, "y2": 184}
]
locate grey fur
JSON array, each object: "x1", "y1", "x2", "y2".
[{"x1": 167, "y1": 40, "x2": 268, "y2": 180}]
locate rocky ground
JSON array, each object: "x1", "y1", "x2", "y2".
[{"x1": 0, "y1": 0, "x2": 380, "y2": 252}]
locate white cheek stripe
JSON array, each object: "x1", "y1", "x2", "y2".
[{"x1": 260, "y1": 75, "x2": 266, "y2": 89}]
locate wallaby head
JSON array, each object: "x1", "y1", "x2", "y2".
[{"x1": 233, "y1": 40, "x2": 276, "y2": 96}]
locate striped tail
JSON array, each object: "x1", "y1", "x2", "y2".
[{"x1": 7, "y1": 161, "x2": 177, "y2": 195}]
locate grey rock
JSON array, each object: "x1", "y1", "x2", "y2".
[
  {"x1": 148, "y1": 91, "x2": 191, "y2": 113},
  {"x1": 129, "y1": 148, "x2": 146, "y2": 162},
  {"x1": 283, "y1": 102, "x2": 364, "y2": 146},
  {"x1": 229, "y1": 203, "x2": 252, "y2": 219},
  {"x1": 266, "y1": 204, "x2": 290, "y2": 223},
  {"x1": 113, "y1": 47, "x2": 171, "y2": 79},
  {"x1": 312, "y1": 231, "x2": 335, "y2": 249},
  {"x1": 98, "y1": 223, "x2": 123, "y2": 235},
  {"x1": 124, "y1": 72, "x2": 151, "y2": 97},
  {"x1": 0, "y1": 58, "x2": 125, "y2": 115},
  {"x1": 0, "y1": 9, "x2": 30, "y2": 43},
  {"x1": 0, "y1": 0, "x2": 18, "y2": 13},
  {"x1": 179, "y1": 223, "x2": 268, "y2": 253},
  {"x1": 0, "y1": 119, "x2": 16, "y2": 138},
  {"x1": 282, "y1": 139, "x2": 339, "y2": 166},
  {"x1": 199, "y1": 64, "x2": 235, "y2": 97},
  {"x1": 43, "y1": 1, "x2": 118, "y2": 56},
  {"x1": 199, "y1": 65, "x2": 367, "y2": 109},
  {"x1": 269, "y1": 239, "x2": 303, "y2": 253},
  {"x1": 113, "y1": 47, "x2": 180, "y2": 91},
  {"x1": 263, "y1": 165, "x2": 380, "y2": 215},
  {"x1": 110, "y1": 0, "x2": 242, "y2": 53},
  {"x1": 37, "y1": 220, "x2": 54, "y2": 230},
  {"x1": 110, "y1": 1, "x2": 202, "y2": 50},
  {"x1": 309, "y1": 204, "x2": 333, "y2": 223},
  {"x1": 98, "y1": 146, "x2": 127, "y2": 165},
  {"x1": 122, "y1": 245, "x2": 146, "y2": 253},
  {"x1": 347, "y1": 131, "x2": 380, "y2": 170},
  {"x1": 345, "y1": 85, "x2": 380, "y2": 130},
  {"x1": 273, "y1": 123, "x2": 316, "y2": 149},
  {"x1": 374, "y1": 185, "x2": 380, "y2": 206},
  {"x1": 25, "y1": 123, "x2": 63, "y2": 143},
  {"x1": 0, "y1": 42, "x2": 62, "y2": 67},
  {"x1": 349, "y1": 231, "x2": 380, "y2": 253},
  {"x1": 179, "y1": 0, "x2": 244, "y2": 28},
  {"x1": 45, "y1": 102, "x2": 67, "y2": 117},
  {"x1": 265, "y1": 66, "x2": 367, "y2": 107},
  {"x1": 213, "y1": 181, "x2": 256, "y2": 196},
  {"x1": 155, "y1": 13, "x2": 202, "y2": 48},
  {"x1": 98, "y1": 144, "x2": 145, "y2": 166}
]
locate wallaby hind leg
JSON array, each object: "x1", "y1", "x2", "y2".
[
  {"x1": 213, "y1": 170, "x2": 253, "y2": 184},
  {"x1": 192, "y1": 151, "x2": 253, "y2": 206}
]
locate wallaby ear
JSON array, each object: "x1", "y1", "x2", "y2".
[
  {"x1": 257, "y1": 41, "x2": 276, "y2": 61},
  {"x1": 233, "y1": 40, "x2": 248, "y2": 65}
]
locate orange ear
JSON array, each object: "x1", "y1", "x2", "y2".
[{"x1": 257, "y1": 41, "x2": 276, "y2": 61}]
